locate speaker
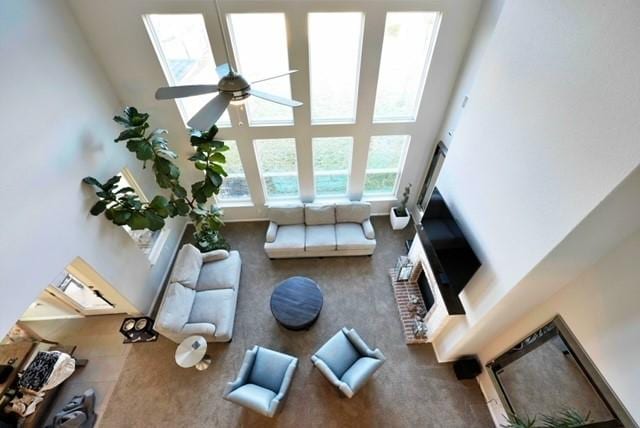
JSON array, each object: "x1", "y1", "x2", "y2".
[{"x1": 453, "y1": 356, "x2": 482, "y2": 380}]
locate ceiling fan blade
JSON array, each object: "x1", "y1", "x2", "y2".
[
  {"x1": 155, "y1": 85, "x2": 218, "y2": 100},
  {"x1": 216, "y1": 63, "x2": 231, "y2": 79},
  {"x1": 187, "y1": 93, "x2": 232, "y2": 130},
  {"x1": 250, "y1": 70, "x2": 299, "y2": 85},
  {"x1": 248, "y1": 89, "x2": 303, "y2": 108}
]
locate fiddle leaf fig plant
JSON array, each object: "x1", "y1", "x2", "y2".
[{"x1": 83, "y1": 106, "x2": 230, "y2": 251}]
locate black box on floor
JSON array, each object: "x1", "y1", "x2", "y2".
[{"x1": 453, "y1": 356, "x2": 482, "y2": 380}]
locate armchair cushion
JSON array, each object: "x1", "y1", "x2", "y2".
[
  {"x1": 202, "y1": 249, "x2": 229, "y2": 263},
  {"x1": 169, "y1": 244, "x2": 202, "y2": 289},
  {"x1": 196, "y1": 250, "x2": 241, "y2": 291},
  {"x1": 313, "y1": 330, "x2": 360, "y2": 378},
  {"x1": 335, "y1": 201, "x2": 370, "y2": 223},
  {"x1": 226, "y1": 384, "x2": 276, "y2": 413},
  {"x1": 341, "y1": 357, "x2": 384, "y2": 396},
  {"x1": 268, "y1": 203, "x2": 304, "y2": 225},
  {"x1": 336, "y1": 223, "x2": 376, "y2": 251},
  {"x1": 304, "y1": 203, "x2": 335, "y2": 225},
  {"x1": 249, "y1": 347, "x2": 298, "y2": 393},
  {"x1": 156, "y1": 283, "x2": 195, "y2": 332}
]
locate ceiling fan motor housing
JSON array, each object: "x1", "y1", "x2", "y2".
[{"x1": 219, "y1": 72, "x2": 251, "y2": 102}]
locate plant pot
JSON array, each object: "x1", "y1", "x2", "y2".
[{"x1": 390, "y1": 207, "x2": 411, "y2": 230}]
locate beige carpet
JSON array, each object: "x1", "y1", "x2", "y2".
[{"x1": 100, "y1": 217, "x2": 493, "y2": 428}]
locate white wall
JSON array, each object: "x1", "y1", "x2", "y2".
[
  {"x1": 0, "y1": 0, "x2": 186, "y2": 336},
  {"x1": 478, "y1": 224, "x2": 640, "y2": 424},
  {"x1": 432, "y1": 0, "x2": 640, "y2": 359},
  {"x1": 67, "y1": 0, "x2": 483, "y2": 220}
]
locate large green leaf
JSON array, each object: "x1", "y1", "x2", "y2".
[
  {"x1": 112, "y1": 210, "x2": 132, "y2": 226},
  {"x1": 149, "y1": 195, "x2": 169, "y2": 209},
  {"x1": 206, "y1": 171, "x2": 223, "y2": 188},
  {"x1": 103, "y1": 175, "x2": 121, "y2": 191},
  {"x1": 144, "y1": 211, "x2": 165, "y2": 231},
  {"x1": 82, "y1": 176, "x2": 102, "y2": 188},
  {"x1": 127, "y1": 212, "x2": 149, "y2": 230},
  {"x1": 172, "y1": 198, "x2": 191, "y2": 216},
  {"x1": 172, "y1": 185, "x2": 187, "y2": 199},
  {"x1": 89, "y1": 200, "x2": 107, "y2": 216},
  {"x1": 209, "y1": 163, "x2": 227, "y2": 177},
  {"x1": 114, "y1": 125, "x2": 147, "y2": 142},
  {"x1": 135, "y1": 143, "x2": 154, "y2": 160},
  {"x1": 211, "y1": 152, "x2": 226, "y2": 163}
]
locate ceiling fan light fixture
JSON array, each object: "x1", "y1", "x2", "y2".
[{"x1": 230, "y1": 93, "x2": 250, "y2": 106}]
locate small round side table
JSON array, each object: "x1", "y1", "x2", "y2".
[{"x1": 175, "y1": 335, "x2": 211, "y2": 371}]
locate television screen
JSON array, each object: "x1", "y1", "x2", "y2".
[{"x1": 420, "y1": 188, "x2": 481, "y2": 294}]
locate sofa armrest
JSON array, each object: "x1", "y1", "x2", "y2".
[
  {"x1": 180, "y1": 322, "x2": 216, "y2": 337},
  {"x1": 362, "y1": 219, "x2": 375, "y2": 240},
  {"x1": 265, "y1": 222, "x2": 279, "y2": 243},
  {"x1": 311, "y1": 355, "x2": 344, "y2": 387},
  {"x1": 202, "y1": 249, "x2": 229, "y2": 263},
  {"x1": 224, "y1": 346, "x2": 258, "y2": 396}
]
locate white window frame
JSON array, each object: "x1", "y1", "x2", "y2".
[
  {"x1": 141, "y1": 4, "x2": 446, "y2": 206},
  {"x1": 312, "y1": 137, "x2": 353, "y2": 198},
  {"x1": 216, "y1": 141, "x2": 252, "y2": 203}
]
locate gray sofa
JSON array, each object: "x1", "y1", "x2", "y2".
[
  {"x1": 155, "y1": 244, "x2": 242, "y2": 343},
  {"x1": 264, "y1": 202, "x2": 376, "y2": 258},
  {"x1": 311, "y1": 327, "x2": 385, "y2": 398},
  {"x1": 223, "y1": 346, "x2": 298, "y2": 417}
]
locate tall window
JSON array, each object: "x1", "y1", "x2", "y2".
[
  {"x1": 373, "y1": 12, "x2": 440, "y2": 122},
  {"x1": 217, "y1": 141, "x2": 250, "y2": 202},
  {"x1": 363, "y1": 135, "x2": 410, "y2": 196},
  {"x1": 254, "y1": 139, "x2": 299, "y2": 199},
  {"x1": 227, "y1": 13, "x2": 294, "y2": 126},
  {"x1": 308, "y1": 13, "x2": 364, "y2": 124},
  {"x1": 144, "y1": 14, "x2": 231, "y2": 127},
  {"x1": 313, "y1": 137, "x2": 353, "y2": 197}
]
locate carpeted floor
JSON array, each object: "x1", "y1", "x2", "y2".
[{"x1": 100, "y1": 217, "x2": 493, "y2": 428}]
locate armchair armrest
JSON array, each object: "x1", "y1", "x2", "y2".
[
  {"x1": 180, "y1": 322, "x2": 216, "y2": 337},
  {"x1": 362, "y1": 219, "x2": 375, "y2": 240},
  {"x1": 311, "y1": 355, "x2": 345, "y2": 388},
  {"x1": 265, "y1": 222, "x2": 279, "y2": 243},
  {"x1": 224, "y1": 346, "x2": 258, "y2": 396},
  {"x1": 202, "y1": 249, "x2": 229, "y2": 263},
  {"x1": 344, "y1": 328, "x2": 385, "y2": 360},
  {"x1": 270, "y1": 357, "x2": 298, "y2": 411}
]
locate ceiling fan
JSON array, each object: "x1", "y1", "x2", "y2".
[{"x1": 154, "y1": 0, "x2": 303, "y2": 130}]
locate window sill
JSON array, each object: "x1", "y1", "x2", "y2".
[
  {"x1": 363, "y1": 195, "x2": 397, "y2": 202},
  {"x1": 217, "y1": 200, "x2": 254, "y2": 208}
]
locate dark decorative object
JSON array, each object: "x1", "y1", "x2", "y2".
[
  {"x1": 119, "y1": 316, "x2": 158, "y2": 343},
  {"x1": 270, "y1": 276, "x2": 323, "y2": 331},
  {"x1": 413, "y1": 318, "x2": 427, "y2": 338},
  {"x1": 453, "y1": 356, "x2": 482, "y2": 380},
  {"x1": 395, "y1": 256, "x2": 413, "y2": 282}
]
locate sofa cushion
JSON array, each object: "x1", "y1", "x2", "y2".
[
  {"x1": 268, "y1": 203, "x2": 304, "y2": 225},
  {"x1": 169, "y1": 244, "x2": 202, "y2": 289},
  {"x1": 156, "y1": 282, "x2": 196, "y2": 332},
  {"x1": 335, "y1": 202, "x2": 370, "y2": 223},
  {"x1": 304, "y1": 204, "x2": 335, "y2": 225},
  {"x1": 336, "y1": 223, "x2": 376, "y2": 251},
  {"x1": 305, "y1": 224, "x2": 336, "y2": 252},
  {"x1": 314, "y1": 331, "x2": 360, "y2": 378},
  {"x1": 189, "y1": 289, "x2": 235, "y2": 336},
  {"x1": 226, "y1": 384, "x2": 276, "y2": 413},
  {"x1": 264, "y1": 224, "x2": 305, "y2": 254},
  {"x1": 341, "y1": 357, "x2": 383, "y2": 393},
  {"x1": 197, "y1": 250, "x2": 242, "y2": 291},
  {"x1": 249, "y1": 348, "x2": 296, "y2": 393}
]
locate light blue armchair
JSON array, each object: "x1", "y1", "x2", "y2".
[
  {"x1": 223, "y1": 346, "x2": 298, "y2": 417},
  {"x1": 311, "y1": 327, "x2": 385, "y2": 398}
]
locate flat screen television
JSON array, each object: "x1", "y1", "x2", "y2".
[{"x1": 420, "y1": 187, "x2": 481, "y2": 294}]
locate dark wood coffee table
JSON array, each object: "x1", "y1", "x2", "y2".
[{"x1": 270, "y1": 276, "x2": 323, "y2": 330}]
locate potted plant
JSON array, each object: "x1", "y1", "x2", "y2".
[{"x1": 390, "y1": 184, "x2": 412, "y2": 230}]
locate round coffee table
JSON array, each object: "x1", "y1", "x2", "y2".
[
  {"x1": 175, "y1": 335, "x2": 211, "y2": 370},
  {"x1": 270, "y1": 276, "x2": 323, "y2": 330}
]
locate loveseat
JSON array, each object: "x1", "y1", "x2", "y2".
[
  {"x1": 264, "y1": 201, "x2": 376, "y2": 258},
  {"x1": 155, "y1": 244, "x2": 242, "y2": 343}
]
